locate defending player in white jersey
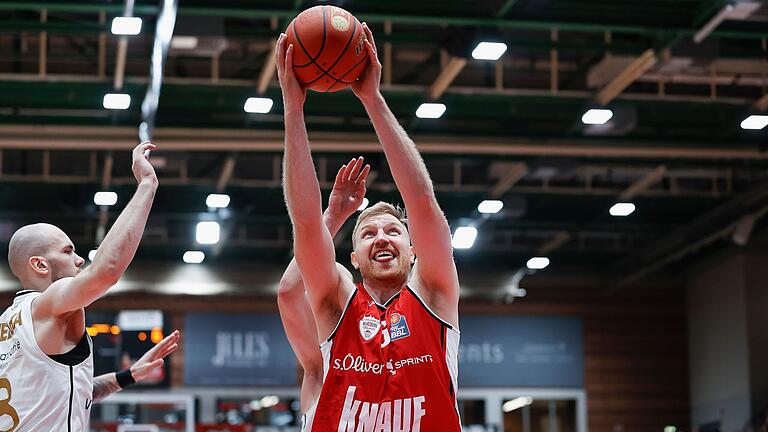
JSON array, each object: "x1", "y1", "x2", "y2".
[
  {"x1": 0, "y1": 142, "x2": 180, "y2": 431},
  {"x1": 277, "y1": 158, "x2": 369, "y2": 430}
]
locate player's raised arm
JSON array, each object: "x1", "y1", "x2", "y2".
[
  {"x1": 278, "y1": 159, "x2": 369, "y2": 411},
  {"x1": 32, "y1": 142, "x2": 158, "y2": 319},
  {"x1": 276, "y1": 34, "x2": 354, "y2": 336},
  {"x1": 351, "y1": 25, "x2": 459, "y2": 325}
]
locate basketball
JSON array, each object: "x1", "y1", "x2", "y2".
[{"x1": 285, "y1": 5, "x2": 369, "y2": 92}]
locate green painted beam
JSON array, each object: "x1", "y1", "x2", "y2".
[
  {"x1": 0, "y1": 21, "x2": 107, "y2": 33},
  {"x1": 692, "y1": 0, "x2": 726, "y2": 29},
  {"x1": 0, "y1": 1, "x2": 159, "y2": 14},
  {"x1": 0, "y1": 2, "x2": 764, "y2": 39},
  {"x1": 495, "y1": 0, "x2": 520, "y2": 18}
]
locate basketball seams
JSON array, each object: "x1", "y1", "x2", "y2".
[
  {"x1": 337, "y1": 55, "x2": 370, "y2": 83},
  {"x1": 324, "y1": 55, "x2": 368, "y2": 92},
  {"x1": 291, "y1": 8, "x2": 328, "y2": 69},
  {"x1": 291, "y1": 6, "x2": 344, "y2": 89},
  {"x1": 309, "y1": 14, "x2": 359, "y2": 86},
  {"x1": 288, "y1": 6, "x2": 366, "y2": 92},
  {"x1": 299, "y1": 10, "x2": 361, "y2": 90}
]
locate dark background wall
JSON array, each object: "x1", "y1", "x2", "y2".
[{"x1": 0, "y1": 267, "x2": 689, "y2": 432}]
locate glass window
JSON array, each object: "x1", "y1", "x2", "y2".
[
  {"x1": 460, "y1": 399, "x2": 486, "y2": 429},
  {"x1": 215, "y1": 396, "x2": 300, "y2": 428},
  {"x1": 503, "y1": 398, "x2": 577, "y2": 432},
  {"x1": 90, "y1": 401, "x2": 189, "y2": 432}
]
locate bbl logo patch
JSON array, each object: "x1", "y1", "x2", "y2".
[
  {"x1": 359, "y1": 315, "x2": 381, "y2": 342},
  {"x1": 389, "y1": 313, "x2": 411, "y2": 341},
  {"x1": 331, "y1": 15, "x2": 350, "y2": 32}
]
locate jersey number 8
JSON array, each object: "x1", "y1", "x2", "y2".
[{"x1": 0, "y1": 378, "x2": 19, "y2": 432}]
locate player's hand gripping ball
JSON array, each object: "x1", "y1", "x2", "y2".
[{"x1": 285, "y1": 5, "x2": 369, "y2": 92}]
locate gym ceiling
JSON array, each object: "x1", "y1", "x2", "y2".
[{"x1": 0, "y1": 0, "x2": 767, "y2": 294}]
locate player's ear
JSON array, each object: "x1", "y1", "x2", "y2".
[
  {"x1": 29, "y1": 256, "x2": 49, "y2": 276},
  {"x1": 409, "y1": 246, "x2": 415, "y2": 265},
  {"x1": 350, "y1": 251, "x2": 359, "y2": 269}
]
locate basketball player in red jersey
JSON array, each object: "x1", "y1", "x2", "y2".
[
  {"x1": 277, "y1": 22, "x2": 461, "y2": 432},
  {"x1": 278, "y1": 158, "x2": 369, "y2": 428}
]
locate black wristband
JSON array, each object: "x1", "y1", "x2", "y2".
[{"x1": 116, "y1": 369, "x2": 136, "y2": 389}]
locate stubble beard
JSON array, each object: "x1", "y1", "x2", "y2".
[
  {"x1": 360, "y1": 259, "x2": 410, "y2": 287},
  {"x1": 49, "y1": 261, "x2": 77, "y2": 283}
]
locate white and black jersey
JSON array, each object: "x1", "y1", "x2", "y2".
[{"x1": 0, "y1": 290, "x2": 94, "y2": 431}]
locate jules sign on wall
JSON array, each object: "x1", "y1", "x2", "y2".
[{"x1": 184, "y1": 313, "x2": 297, "y2": 386}]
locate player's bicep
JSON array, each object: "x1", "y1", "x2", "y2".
[
  {"x1": 277, "y1": 288, "x2": 322, "y2": 373},
  {"x1": 292, "y1": 222, "x2": 344, "y2": 311},
  {"x1": 32, "y1": 269, "x2": 110, "y2": 319},
  {"x1": 407, "y1": 199, "x2": 460, "y2": 299}
]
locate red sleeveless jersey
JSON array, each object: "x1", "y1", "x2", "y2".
[{"x1": 306, "y1": 283, "x2": 461, "y2": 432}]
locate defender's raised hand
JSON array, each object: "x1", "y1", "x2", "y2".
[
  {"x1": 328, "y1": 156, "x2": 371, "y2": 220},
  {"x1": 130, "y1": 330, "x2": 180, "y2": 382},
  {"x1": 132, "y1": 141, "x2": 158, "y2": 186}
]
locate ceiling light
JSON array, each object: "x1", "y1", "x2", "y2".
[
  {"x1": 609, "y1": 202, "x2": 636, "y2": 217},
  {"x1": 94, "y1": 191, "x2": 118, "y2": 206},
  {"x1": 170, "y1": 36, "x2": 198, "y2": 50},
  {"x1": 88, "y1": 250, "x2": 97, "y2": 261},
  {"x1": 357, "y1": 197, "x2": 369, "y2": 211},
  {"x1": 732, "y1": 213, "x2": 757, "y2": 246},
  {"x1": 740, "y1": 114, "x2": 768, "y2": 130},
  {"x1": 260, "y1": 395, "x2": 279, "y2": 408},
  {"x1": 196, "y1": 221, "x2": 220, "y2": 244},
  {"x1": 478, "y1": 200, "x2": 504, "y2": 214},
  {"x1": 183, "y1": 251, "x2": 205, "y2": 264},
  {"x1": 471, "y1": 42, "x2": 508, "y2": 60},
  {"x1": 416, "y1": 103, "x2": 446, "y2": 119},
  {"x1": 111, "y1": 17, "x2": 142, "y2": 35},
  {"x1": 244, "y1": 97, "x2": 274, "y2": 114},
  {"x1": 452, "y1": 226, "x2": 477, "y2": 249},
  {"x1": 502, "y1": 397, "x2": 533, "y2": 412},
  {"x1": 526, "y1": 257, "x2": 550, "y2": 270},
  {"x1": 693, "y1": 3, "x2": 760, "y2": 44},
  {"x1": 206, "y1": 193, "x2": 230, "y2": 208},
  {"x1": 102, "y1": 93, "x2": 131, "y2": 110},
  {"x1": 581, "y1": 109, "x2": 613, "y2": 125}
]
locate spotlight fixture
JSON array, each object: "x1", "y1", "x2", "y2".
[
  {"x1": 471, "y1": 42, "x2": 507, "y2": 60},
  {"x1": 452, "y1": 226, "x2": 478, "y2": 249},
  {"x1": 196, "y1": 221, "x2": 220, "y2": 244},
  {"x1": 416, "y1": 103, "x2": 446, "y2": 119},
  {"x1": 609, "y1": 202, "x2": 636, "y2": 217},
  {"x1": 102, "y1": 93, "x2": 131, "y2": 110},
  {"x1": 581, "y1": 109, "x2": 613, "y2": 125},
  {"x1": 111, "y1": 17, "x2": 142, "y2": 35}
]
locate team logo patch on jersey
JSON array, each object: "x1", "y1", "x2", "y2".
[
  {"x1": 389, "y1": 313, "x2": 411, "y2": 341},
  {"x1": 358, "y1": 315, "x2": 381, "y2": 342}
]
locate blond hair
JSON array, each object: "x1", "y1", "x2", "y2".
[{"x1": 352, "y1": 202, "x2": 407, "y2": 248}]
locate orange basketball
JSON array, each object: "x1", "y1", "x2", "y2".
[{"x1": 285, "y1": 5, "x2": 369, "y2": 92}]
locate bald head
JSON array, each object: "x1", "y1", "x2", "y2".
[{"x1": 8, "y1": 223, "x2": 65, "y2": 279}]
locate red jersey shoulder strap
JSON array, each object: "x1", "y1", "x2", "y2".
[
  {"x1": 404, "y1": 285, "x2": 456, "y2": 331},
  {"x1": 325, "y1": 288, "x2": 358, "y2": 343}
]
